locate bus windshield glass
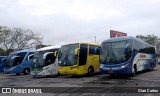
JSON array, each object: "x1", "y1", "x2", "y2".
[
  {"x1": 5, "y1": 53, "x2": 17, "y2": 68},
  {"x1": 100, "y1": 40, "x2": 131, "y2": 64},
  {"x1": 58, "y1": 44, "x2": 78, "y2": 66},
  {"x1": 6, "y1": 52, "x2": 27, "y2": 68},
  {"x1": 32, "y1": 50, "x2": 48, "y2": 68}
]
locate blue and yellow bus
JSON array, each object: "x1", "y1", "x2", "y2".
[
  {"x1": 100, "y1": 36, "x2": 156, "y2": 77},
  {"x1": 4, "y1": 49, "x2": 35, "y2": 75}
]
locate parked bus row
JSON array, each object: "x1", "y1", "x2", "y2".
[{"x1": 0, "y1": 36, "x2": 157, "y2": 78}]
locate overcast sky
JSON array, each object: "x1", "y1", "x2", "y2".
[{"x1": 0, "y1": 0, "x2": 160, "y2": 45}]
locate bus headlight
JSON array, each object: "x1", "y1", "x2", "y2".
[
  {"x1": 100, "y1": 64, "x2": 104, "y2": 69},
  {"x1": 121, "y1": 66, "x2": 125, "y2": 68},
  {"x1": 10, "y1": 67, "x2": 14, "y2": 71}
]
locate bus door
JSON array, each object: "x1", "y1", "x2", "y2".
[{"x1": 78, "y1": 44, "x2": 88, "y2": 66}]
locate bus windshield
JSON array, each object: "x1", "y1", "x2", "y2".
[
  {"x1": 5, "y1": 53, "x2": 17, "y2": 68},
  {"x1": 32, "y1": 50, "x2": 48, "y2": 68},
  {"x1": 6, "y1": 52, "x2": 27, "y2": 68},
  {"x1": 100, "y1": 41, "x2": 131, "y2": 64},
  {"x1": 58, "y1": 44, "x2": 78, "y2": 66}
]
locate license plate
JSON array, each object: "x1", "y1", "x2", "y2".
[{"x1": 109, "y1": 70, "x2": 113, "y2": 73}]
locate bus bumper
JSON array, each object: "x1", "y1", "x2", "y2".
[
  {"x1": 4, "y1": 67, "x2": 17, "y2": 74},
  {"x1": 31, "y1": 69, "x2": 57, "y2": 76},
  {"x1": 100, "y1": 64, "x2": 132, "y2": 74},
  {"x1": 58, "y1": 67, "x2": 85, "y2": 76}
]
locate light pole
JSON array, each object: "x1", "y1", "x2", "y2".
[{"x1": 95, "y1": 36, "x2": 96, "y2": 43}]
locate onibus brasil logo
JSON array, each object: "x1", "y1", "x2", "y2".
[{"x1": 2, "y1": 88, "x2": 42, "y2": 93}]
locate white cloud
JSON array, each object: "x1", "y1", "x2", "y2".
[
  {"x1": 0, "y1": 0, "x2": 160, "y2": 45},
  {"x1": 19, "y1": 0, "x2": 122, "y2": 21}
]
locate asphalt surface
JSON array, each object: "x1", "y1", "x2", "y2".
[{"x1": 0, "y1": 64, "x2": 160, "y2": 96}]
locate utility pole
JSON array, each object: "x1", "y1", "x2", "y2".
[{"x1": 95, "y1": 36, "x2": 96, "y2": 43}]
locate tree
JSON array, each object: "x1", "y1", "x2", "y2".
[
  {"x1": 0, "y1": 26, "x2": 43, "y2": 52},
  {"x1": 136, "y1": 34, "x2": 160, "y2": 46}
]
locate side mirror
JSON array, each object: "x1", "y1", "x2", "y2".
[
  {"x1": 95, "y1": 46, "x2": 101, "y2": 54},
  {"x1": 75, "y1": 48, "x2": 80, "y2": 56},
  {"x1": 43, "y1": 52, "x2": 54, "y2": 60},
  {"x1": 124, "y1": 43, "x2": 130, "y2": 53},
  {"x1": 1, "y1": 58, "x2": 7, "y2": 63},
  {"x1": 54, "y1": 51, "x2": 58, "y2": 57},
  {"x1": 28, "y1": 54, "x2": 34, "y2": 60}
]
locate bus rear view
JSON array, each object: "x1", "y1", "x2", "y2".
[{"x1": 100, "y1": 36, "x2": 156, "y2": 77}]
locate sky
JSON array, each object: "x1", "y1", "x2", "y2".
[{"x1": 0, "y1": 0, "x2": 160, "y2": 45}]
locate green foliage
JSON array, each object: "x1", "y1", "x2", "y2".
[{"x1": 136, "y1": 34, "x2": 160, "y2": 46}]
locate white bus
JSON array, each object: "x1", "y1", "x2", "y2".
[{"x1": 31, "y1": 45, "x2": 61, "y2": 77}]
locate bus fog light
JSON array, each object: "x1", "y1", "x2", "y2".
[{"x1": 121, "y1": 66, "x2": 125, "y2": 68}]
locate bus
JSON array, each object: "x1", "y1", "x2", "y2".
[
  {"x1": 99, "y1": 36, "x2": 156, "y2": 77},
  {"x1": 31, "y1": 45, "x2": 61, "y2": 77},
  {"x1": 0, "y1": 56, "x2": 7, "y2": 72},
  {"x1": 4, "y1": 49, "x2": 35, "y2": 75},
  {"x1": 58, "y1": 42, "x2": 100, "y2": 76}
]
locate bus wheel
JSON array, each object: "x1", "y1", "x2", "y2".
[
  {"x1": 131, "y1": 65, "x2": 137, "y2": 77},
  {"x1": 23, "y1": 68, "x2": 30, "y2": 75},
  {"x1": 149, "y1": 63, "x2": 154, "y2": 71},
  {"x1": 87, "y1": 66, "x2": 94, "y2": 76}
]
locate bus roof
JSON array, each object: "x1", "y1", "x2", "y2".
[
  {"x1": 61, "y1": 42, "x2": 100, "y2": 46},
  {"x1": 11, "y1": 49, "x2": 35, "y2": 54},
  {"x1": 102, "y1": 36, "x2": 154, "y2": 47},
  {"x1": 36, "y1": 45, "x2": 61, "y2": 51}
]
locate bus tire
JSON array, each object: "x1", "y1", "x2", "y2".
[
  {"x1": 23, "y1": 68, "x2": 30, "y2": 75},
  {"x1": 87, "y1": 66, "x2": 94, "y2": 76},
  {"x1": 149, "y1": 63, "x2": 154, "y2": 71},
  {"x1": 130, "y1": 65, "x2": 137, "y2": 77}
]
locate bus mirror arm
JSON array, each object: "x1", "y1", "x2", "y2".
[
  {"x1": 1, "y1": 58, "x2": 7, "y2": 63},
  {"x1": 54, "y1": 51, "x2": 58, "y2": 57},
  {"x1": 95, "y1": 46, "x2": 101, "y2": 54},
  {"x1": 75, "y1": 48, "x2": 80, "y2": 56},
  {"x1": 124, "y1": 43, "x2": 130, "y2": 53}
]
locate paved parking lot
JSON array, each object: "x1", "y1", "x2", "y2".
[{"x1": 0, "y1": 64, "x2": 160, "y2": 96}]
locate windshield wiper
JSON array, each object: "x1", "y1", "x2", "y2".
[
  {"x1": 102, "y1": 50, "x2": 110, "y2": 64},
  {"x1": 111, "y1": 50, "x2": 118, "y2": 64}
]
